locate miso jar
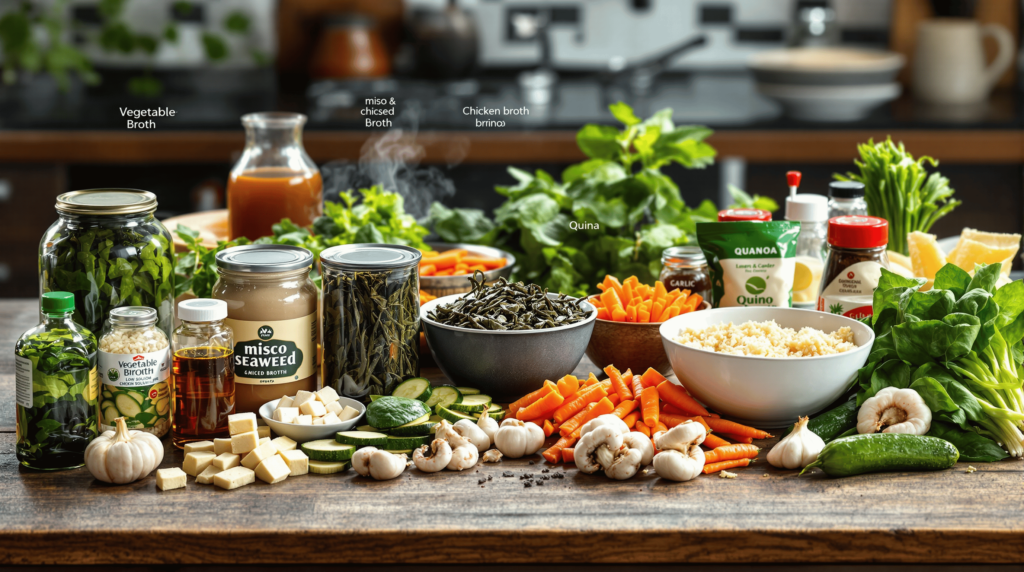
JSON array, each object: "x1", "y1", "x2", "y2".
[
  {"x1": 321, "y1": 244, "x2": 421, "y2": 402},
  {"x1": 212, "y1": 245, "x2": 318, "y2": 414},
  {"x1": 97, "y1": 307, "x2": 171, "y2": 437}
]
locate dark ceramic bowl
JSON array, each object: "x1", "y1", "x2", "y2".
[{"x1": 420, "y1": 293, "x2": 597, "y2": 401}]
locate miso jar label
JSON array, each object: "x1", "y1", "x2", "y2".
[{"x1": 227, "y1": 313, "x2": 316, "y2": 385}]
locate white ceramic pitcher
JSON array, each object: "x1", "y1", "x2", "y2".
[{"x1": 912, "y1": 18, "x2": 1014, "y2": 105}]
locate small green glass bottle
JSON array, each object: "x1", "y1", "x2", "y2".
[{"x1": 15, "y1": 292, "x2": 100, "y2": 470}]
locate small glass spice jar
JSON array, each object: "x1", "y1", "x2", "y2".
[
  {"x1": 98, "y1": 306, "x2": 171, "y2": 437},
  {"x1": 659, "y1": 246, "x2": 711, "y2": 304},
  {"x1": 817, "y1": 216, "x2": 890, "y2": 319},
  {"x1": 171, "y1": 299, "x2": 235, "y2": 448}
]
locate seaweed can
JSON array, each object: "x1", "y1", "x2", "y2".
[{"x1": 321, "y1": 244, "x2": 421, "y2": 402}]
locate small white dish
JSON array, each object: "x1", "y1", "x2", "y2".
[
  {"x1": 756, "y1": 82, "x2": 901, "y2": 122},
  {"x1": 259, "y1": 397, "x2": 366, "y2": 443}
]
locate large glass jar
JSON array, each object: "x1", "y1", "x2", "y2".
[
  {"x1": 321, "y1": 244, "x2": 421, "y2": 402},
  {"x1": 15, "y1": 292, "x2": 99, "y2": 470},
  {"x1": 39, "y1": 189, "x2": 175, "y2": 337},
  {"x1": 172, "y1": 299, "x2": 235, "y2": 448},
  {"x1": 212, "y1": 245, "x2": 318, "y2": 414},
  {"x1": 227, "y1": 112, "x2": 323, "y2": 240}
]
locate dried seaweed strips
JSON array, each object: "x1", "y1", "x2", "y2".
[{"x1": 427, "y1": 271, "x2": 589, "y2": 331}]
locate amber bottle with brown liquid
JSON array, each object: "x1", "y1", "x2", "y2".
[{"x1": 171, "y1": 299, "x2": 235, "y2": 448}]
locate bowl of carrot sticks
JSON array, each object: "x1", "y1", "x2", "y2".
[
  {"x1": 418, "y1": 243, "x2": 515, "y2": 297},
  {"x1": 584, "y1": 275, "x2": 707, "y2": 377}
]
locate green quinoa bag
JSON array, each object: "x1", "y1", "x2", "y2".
[{"x1": 697, "y1": 221, "x2": 800, "y2": 308}]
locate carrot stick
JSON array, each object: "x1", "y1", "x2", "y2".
[
  {"x1": 703, "y1": 458, "x2": 752, "y2": 474},
  {"x1": 621, "y1": 281, "x2": 634, "y2": 305},
  {"x1": 434, "y1": 269, "x2": 454, "y2": 276},
  {"x1": 650, "y1": 301, "x2": 665, "y2": 323},
  {"x1": 517, "y1": 389, "x2": 565, "y2": 421},
  {"x1": 557, "y1": 375, "x2": 579, "y2": 398},
  {"x1": 596, "y1": 307, "x2": 611, "y2": 320},
  {"x1": 603, "y1": 275, "x2": 625, "y2": 301},
  {"x1": 601, "y1": 288, "x2": 624, "y2": 314},
  {"x1": 624, "y1": 303, "x2": 637, "y2": 322},
  {"x1": 702, "y1": 433, "x2": 732, "y2": 449},
  {"x1": 552, "y1": 382, "x2": 608, "y2": 423},
  {"x1": 621, "y1": 410, "x2": 640, "y2": 428},
  {"x1": 559, "y1": 403, "x2": 595, "y2": 437},
  {"x1": 640, "y1": 386, "x2": 660, "y2": 428},
  {"x1": 634, "y1": 420, "x2": 651, "y2": 437},
  {"x1": 611, "y1": 307, "x2": 627, "y2": 322},
  {"x1": 704, "y1": 418, "x2": 773, "y2": 439},
  {"x1": 656, "y1": 380, "x2": 711, "y2": 417},
  {"x1": 611, "y1": 399, "x2": 636, "y2": 419},
  {"x1": 542, "y1": 434, "x2": 577, "y2": 463},
  {"x1": 608, "y1": 393, "x2": 620, "y2": 407},
  {"x1": 653, "y1": 281, "x2": 668, "y2": 305},
  {"x1": 653, "y1": 421, "x2": 668, "y2": 434},
  {"x1": 542, "y1": 419, "x2": 555, "y2": 438},
  {"x1": 605, "y1": 365, "x2": 633, "y2": 402},
  {"x1": 639, "y1": 367, "x2": 667, "y2": 388},
  {"x1": 461, "y1": 256, "x2": 506, "y2": 269},
  {"x1": 420, "y1": 250, "x2": 463, "y2": 270},
  {"x1": 561, "y1": 447, "x2": 575, "y2": 463},
  {"x1": 571, "y1": 397, "x2": 616, "y2": 437},
  {"x1": 583, "y1": 372, "x2": 600, "y2": 387},
  {"x1": 719, "y1": 433, "x2": 755, "y2": 444},
  {"x1": 420, "y1": 264, "x2": 436, "y2": 276},
  {"x1": 661, "y1": 403, "x2": 686, "y2": 416},
  {"x1": 703, "y1": 444, "x2": 760, "y2": 464},
  {"x1": 660, "y1": 413, "x2": 711, "y2": 433},
  {"x1": 630, "y1": 374, "x2": 644, "y2": 399},
  {"x1": 637, "y1": 303, "x2": 651, "y2": 323},
  {"x1": 508, "y1": 384, "x2": 553, "y2": 418}
]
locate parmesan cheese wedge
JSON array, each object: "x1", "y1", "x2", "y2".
[
  {"x1": 213, "y1": 466, "x2": 255, "y2": 490},
  {"x1": 908, "y1": 231, "x2": 946, "y2": 280}
]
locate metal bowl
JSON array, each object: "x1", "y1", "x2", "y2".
[
  {"x1": 420, "y1": 292, "x2": 596, "y2": 401},
  {"x1": 420, "y1": 242, "x2": 516, "y2": 298}
]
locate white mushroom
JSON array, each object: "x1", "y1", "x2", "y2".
[
  {"x1": 481, "y1": 449, "x2": 503, "y2": 463},
  {"x1": 857, "y1": 387, "x2": 932, "y2": 435},
  {"x1": 622, "y1": 432, "x2": 655, "y2": 466},
  {"x1": 453, "y1": 419, "x2": 491, "y2": 453},
  {"x1": 493, "y1": 418, "x2": 545, "y2": 458},
  {"x1": 447, "y1": 444, "x2": 479, "y2": 471},
  {"x1": 413, "y1": 439, "x2": 453, "y2": 473},
  {"x1": 477, "y1": 411, "x2": 499, "y2": 443},
  {"x1": 578, "y1": 414, "x2": 630, "y2": 438},
  {"x1": 604, "y1": 444, "x2": 645, "y2": 480},
  {"x1": 352, "y1": 447, "x2": 407, "y2": 480},
  {"x1": 435, "y1": 419, "x2": 472, "y2": 449},
  {"x1": 652, "y1": 421, "x2": 706, "y2": 482},
  {"x1": 574, "y1": 425, "x2": 625, "y2": 474}
]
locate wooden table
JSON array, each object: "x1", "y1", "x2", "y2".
[{"x1": 1, "y1": 299, "x2": 1022, "y2": 566}]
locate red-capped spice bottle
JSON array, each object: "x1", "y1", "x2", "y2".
[
  {"x1": 817, "y1": 216, "x2": 890, "y2": 319},
  {"x1": 718, "y1": 209, "x2": 772, "y2": 222}
]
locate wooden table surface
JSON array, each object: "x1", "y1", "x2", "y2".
[{"x1": 1, "y1": 299, "x2": 1023, "y2": 566}]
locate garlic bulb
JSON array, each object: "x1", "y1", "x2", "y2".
[
  {"x1": 767, "y1": 416, "x2": 824, "y2": 470},
  {"x1": 857, "y1": 387, "x2": 931, "y2": 435}
]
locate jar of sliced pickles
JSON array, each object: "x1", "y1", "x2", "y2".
[
  {"x1": 97, "y1": 307, "x2": 171, "y2": 437},
  {"x1": 320, "y1": 244, "x2": 421, "y2": 402}
]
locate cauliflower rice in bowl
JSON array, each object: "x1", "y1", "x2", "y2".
[{"x1": 674, "y1": 319, "x2": 856, "y2": 358}]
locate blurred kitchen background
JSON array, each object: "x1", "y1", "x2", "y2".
[{"x1": 0, "y1": 0, "x2": 1022, "y2": 296}]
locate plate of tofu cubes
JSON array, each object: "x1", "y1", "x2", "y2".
[{"x1": 259, "y1": 385, "x2": 365, "y2": 442}]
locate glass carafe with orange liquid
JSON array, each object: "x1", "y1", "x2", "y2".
[{"x1": 227, "y1": 112, "x2": 322, "y2": 240}]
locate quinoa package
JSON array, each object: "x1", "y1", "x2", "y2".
[{"x1": 696, "y1": 221, "x2": 800, "y2": 308}]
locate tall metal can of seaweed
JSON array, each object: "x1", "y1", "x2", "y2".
[{"x1": 320, "y1": 244, "x2": 421, "y2": 402}]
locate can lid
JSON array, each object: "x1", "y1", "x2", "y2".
[
  {"x1": 215, "y1": 244, "x2": 313, "y2": 273},
  {"x1": 178, "y1": 299, "x2": 228, "y2": 322},
  {"x1": 829, "y1": 181, "x2": 865, "y2": 199},
  {"x1": 109, "y1": 306, "x2": 157, "y2": 326},
  {"x1": 320, "y1": 244, "x2": 422, "y2": 271},
  {"x1": 828, "y1": 215, "x2": 888, "y2": 248},
  {"x1": 718, "y1": 208, "x2": 772, "y2": 222},
  {"x1": 661, "y1": 245, "x2": 706, "y2": 264},
  {"x1": 785, "y1": 194, "x2": 829, "y2": 222},
  {"x1": 56, "y1": 189, "x2": 157, "y2": 216},
  {"x1": 41, "y1": 292, "x2": 74, "y2": 313}
]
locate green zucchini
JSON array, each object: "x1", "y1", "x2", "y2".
[
  {"x1": 449, "y1": 394, "x2": 492, "y2": 413},
  {"x1": 127, "y1": 391, "x2": 145, "y2": 405},
  {"x1": 389, "y1": 420, "x2": 437, "y2": 437},
  {"x1": 392, "y1": 378, "x2": 432, "y2": 402},
  {"x1": 385, "y1": 434, "x2": 431, "y2": 450},
  {"x1": 424, "y1": 386, "x2": 461, "y2": 410},
  {"x1": 487, "y1": 407, "x2": 505, "y2": 421},
  {"x1": 455, "y1": 387, "x2": 480, "y2": 395},
  {"x1": 369, "y1": 395, "x2": 384, "y2": 402},
  {"x1": 115, "y1": 393, "x2": 142, "y2": 417},
  {"x1": 301, "y1": 439, "x2": 356, "y2": 462},
  {"x1": 336, "y1": 431, "x2": 388, "y2": 448},
  {"x1": 435, "y1": 405, "x2": 477, "y2": 424},
  {"x1": 102, "y1": 406, "x2": 119, "y2": 425},
  {"x1": 356, "y1": 425, "x2": 377, "y2": 432},
  {"x1": 365, "y1": 396, "x2": 430, "y2": 429},
  {"x1": 801, "y1": 434, "x2": 959, "y2": 478},
  {"x1": 309, "y1": 460, "x2": 351, "y2": 474},
  {"x1": 790, "y1": 398, "x2": 858, "y2": 442}
]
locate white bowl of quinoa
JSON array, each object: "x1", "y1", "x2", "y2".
[{"x1": 659, "y1": 307, "x2": 874, "y2": 427}]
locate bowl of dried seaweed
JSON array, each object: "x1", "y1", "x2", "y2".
[{"x1": 421, "y1": 272, "x2": 597, "y2": 400}]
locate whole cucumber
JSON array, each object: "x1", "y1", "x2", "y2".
[
  {"x1": 785, "y1": 398, "x2": 858, "y2": 442},
  {"x1": 801, "y1": 434, "x2": 959, "y2": 478}
]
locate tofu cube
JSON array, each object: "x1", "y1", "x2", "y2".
[
  {"x1": 277, "y1": 395, "x2": 294, "y2": 409},
  {"x1": 214, "y1": 438, "x2": 233, "y2": 455},
  {"x1": 257, "y1": 425, "x2": 271, "y2": 439},
  {"x1": 213, "y1": 466, "x2": 255, "y2": 490},
  {"x1": 299, "y1": 400, "x2": 326, "y2": 417},
  {"x1": 271, "y1": 436, "x2": 297, "y2": 453},
  {"x1": 184, "y1": 440, "x2": 215, "y2": 454},
  {"x1": 196, "y1": 465, "x2": 222, "y2": 485},
  {"x1": 255, "y1": 455, "x2": 290, "y2": 484},
  {"x1": 183, "y1": 451, "x2": 217, "y2": 476},
  {"x1": 325, "y1": 401, "x2": 344, "y2": 416},
  {"x1": 294, "y1": 415, "x2": 312, "y2": 425},
  {"x1": 291, "y1": 390, "x2": 316, "y2": 409},
  {"x1": 312, "y1": 418, "x2": 325, "y2": 425},
  {"x1": 231, "y1": 430, "x2": 260, "y2": 455},
  {"x1": 273, "y1": 407, "x2": 299, "y2": 424},
  {"x1": 259, "y1": 437, "x2": 270, "y2": 445},
  {"x1": 156, "y1": 468, "x2": 188, "y2": 491},
  {"x1": 321, "y1": 412, "x2": 341, "y2": 425},
  {"x1": 338, "y1": 405, "x2": 361, "y2": 422},
  {"x1": 241, "y1": 440, "x2": 278, "y2": 470},
  {"x1": 212, "y1": 452, "x2": 240, "y2": 470},
  {"x1": 316, "y1": 386, "x2": 340, "y2": 404},
  {"x1": 279, "y1": 449, "x2": 308, "y2": 476},
  {"x1": 228, "y1": 412, "x2": 258, "y2": 436}
]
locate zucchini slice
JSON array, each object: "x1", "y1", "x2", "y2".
[
  {"x1": 356, "y1": 425, "x2": 378, "y2": 432},
  {"x1": 383, "y1": 449, "x2": 413, "y2": 455},
  {"x1": 385, "y1": 435, "x2": 431, "y2": 450},
  {"x1": 309, "y1": 460, "x2": 351, "y2": 474},
  {"x1": 336, "y1": 431, "x2": 388, "y2": 448},
  {"x1": 435, "y1": 405, "x2": 477, "y2": 425},
  {"x1": 487, "y1": 407, "x2": 506, "y2": 421},
  {"x1": 115, "y1": 393, "x2": 142, "y2": 417},
  {"x1": 450, "y1": 394, "x2": 493, "y2": 413},
  {"x1": 392, "y1": 378, "x2": 433, "y2": 402},
  {"x1": 127, "y1": 391, "x2": 145, "y2": 405},
  {"x1": 424, "y1": 386, "x2": 461, "y2": 410},
  {"x1": 301, "y1": 439, "x2": 356, "y2": 462},
  {"x1": 102, "y1": 406, "x2": 119, "y2": 425},
  {"x1": 390, "y1": 421, "x2": 437, "y2": 437},
  {"x1": 455, "y1": 387, "x2": 481, "y2": 396}
]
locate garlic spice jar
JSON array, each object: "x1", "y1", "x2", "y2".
[
  {"x1": 212, "y1": 245, "x2": 318, "y2": 414},
  {"x1": 97, "y1": 306, "x2": 171, "y2": 437}
]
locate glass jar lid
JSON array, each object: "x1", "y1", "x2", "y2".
[
  {"x1": 828, "y1": 216, "x2": 888, "y2": 249},
  {"x1": 215, "y1": 244, "x2": 314, "y2": 273},
  {"x1": 56, "y1": 189, "x2": 157, "y2": 216},
  {"x1": 661, "y1": 246, "x2": 706, "y2": 265},
  {"x1": 320, "y1": 244, "x2": 422, "y2": 271},
  {"x1": 718, "y1": 208, "x2": 772, "y2": 222},
  {"x1": 109, "y1": 306, "x2": 158, "y2": 327},
  {"x1": 829, "y1": 181, "x2": 865, "y2": 199}
]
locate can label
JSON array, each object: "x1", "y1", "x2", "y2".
[
  {"x1": 227, "y1": 313, "x2": 316, "y2": 385},
  {"x1": 817, "y1": 260, "x2": 884, "y2": 319},
  {"x1": 98, "y1": 348, "x2": 170, "y2": 432}
]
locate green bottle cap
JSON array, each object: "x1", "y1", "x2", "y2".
[{"x1": 41, "y1": 292, "x2": 75, "y2": 313}]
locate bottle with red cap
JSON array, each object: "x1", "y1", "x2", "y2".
[
  {"x1": 817, "y1": 216, "x2": 890, "y2": 319},
  {"x1": 717, "y1": 209, "x2": 772, "y2": 222}
]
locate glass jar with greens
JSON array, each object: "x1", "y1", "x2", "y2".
[
  {"x1": 39, "y1": 189, "x2": 175, "y2": 337},
  {"x1": 320, "y1": 244, "x2": 421, "y2": 402},
  {"x1": 15, "y1": 291, "x2": 100, "y2": 470}
]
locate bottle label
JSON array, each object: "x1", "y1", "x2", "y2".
[
  {"x1": 817, "y1": 260, "x2": 884, "y2": 319},
  {"x1": 97, "y1": 348, "x2": 171, "y2": 432},
  {"x1": 227, "y1": 313, "x2": 317, "y2": 385},
  {"x1": 15, "y1": 355, "x2": 32, "y2": 409}
]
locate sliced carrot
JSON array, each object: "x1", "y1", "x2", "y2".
[
  {"x1": 621, "y1": 280, "x2": 634, "y2": 305},
  {"x1": 704, "y1": 418, "x2": 773, "y2": 440},
  {"x1": 420, "y1": 264, "x2": 437, "y2": 276},
  {"x1": 630, "y1": 374, "x2": 644, "y2": 399},
  {"x1": 553, "y1": 382, "x2": 608, "y2": 423},
  {"x1": 657, "y1": 380, "x2": 710, "y2": 417},
  {"x1": 661, "y1": 413, "x2": 711, "y2": 433},
  {"x1": 508, "y1": 385, "x2": 554, "y2": 418},
  {"x1": 640, "y1": 386, "x2": 659, "y2": 428},
  {"x1": 559, "y1": 403, "x2": 595, "y2": 437},
  {"x1": 702, "y1": 433, "x2": 732, "y2": 449},
  {"x1": 686, "y1": 292, "x2": 704, "y2": 309},
  {"x1": 621, "y1": 410, "x2": 640, "y2": 428},
  {"x1": 634, "y1": 420, "x2": 651, "y2": 437},
  {"x1": 420, "y1": 250, "x2": 463, "y2": 270},
  {"x1": 624, "y1": 303, "x2": 637, "y2": 323},
  {"x1": 608, "y1": 393, "x2": 620, "y2": 407},
  {"x1": 466, "y1": 264, "x2": 489, "y2": 273},
  {"x1": 571, "y1": 397, "x2": 616, "y2": 437},
  {"x1": 434, "y1": 269, "x2": 454, "y2": 276},
  {"x1": 719, "y1": 433, "x2": 755, "y2": 444},
  {"x1": 661, "y1": 403, "x2": 685, "y2": 416},
  {"x1": 605, "y1": 365, "x2": 632, "y2": 402},
  {"x1": 702, "y1": 458, "x2": 752, "y2": 474},
  {"x1": 611, "y1": 399, "x2": 636, "y2": 419},
  {"x1": 596, "y1": 307, "x2": 611, "y2": 320},
  {"x1": 611, "y1": 307, "x2": 627, "y2": 322},
  {"x1": 557, "y1": 375, "x2": 580, "y2": 398},
  {"x1": 653, "y1": 281, "x2": 668, "y2": 304},
  {"x1": 704, "y1": 444, "x2": 760, "y2": 464},
  {"x1": 601, "y1": 287, "x2": 624, "y2": 314},
  {"x1": 517, "y1": 389, "x2": 565, "y2": 421},
  {"x1": 583, "y1": 372, "x2": 600, "y2": 387},
  {"x1": 542, "y1": 419, "x2": 555, "y2": 437},
  {"x1": 653, "y1": 420, "x2": 668, "y2": 434},
  {"x1": 639, "y1": 367, "x2": 667, "y2": 388},
  {"x1": 637, "y1": 303, "x2": 651, "y2": 323},
  {"x1": 542, "y1": 434, "x2": 576, "y2": 463},
  {"x1": 461, "y1": 256, "x2": 506, "y2": 269},
  {"x1": 603, "y1": 275, "x2": 625, "y2": 301},
  {"x1": 561, "y1": 447, "x2": 575, "y2": 463}
]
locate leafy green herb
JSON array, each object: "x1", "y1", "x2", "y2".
[
  {"x1": 173, "y1": 225, "x2": 251, "y2": 299},
  {"x1": 726, "y1": 185, "x2": 779, "y2": 213}
]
